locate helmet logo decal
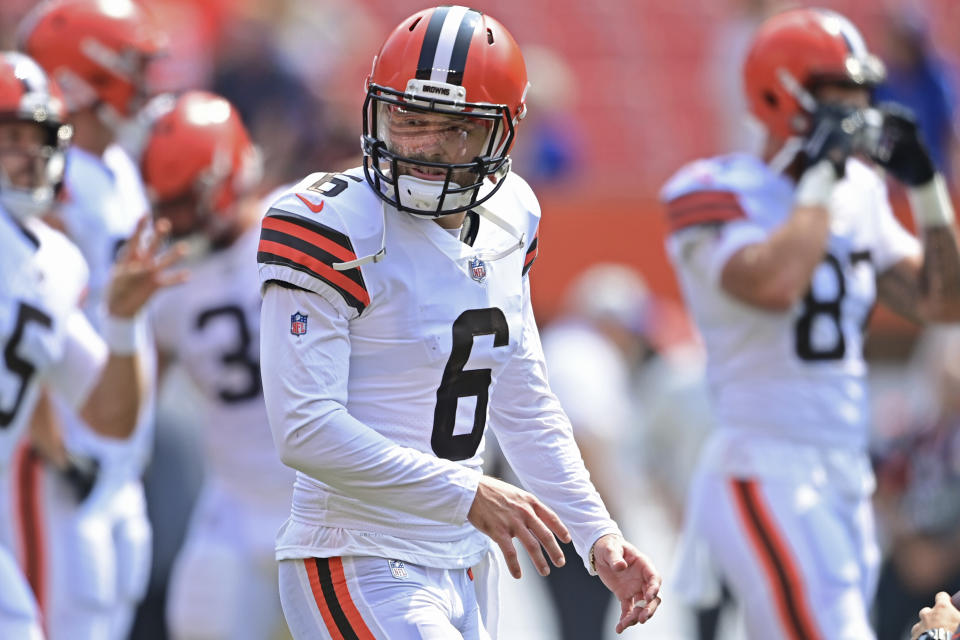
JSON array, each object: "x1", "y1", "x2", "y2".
[{"x1": 415, "y1": 6, "x2": 481, "y2": 86}]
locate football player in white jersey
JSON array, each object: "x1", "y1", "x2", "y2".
[
  {"x1": 258, "y1": 6, "x2": 661, "y2": 640},
  {"x1": 17, "y1": 2, "x2": 168, "y2": 638},
  {"x1": 139, "y1": 90, "x2": 295, "y2": 640},
  {"x1": 0, "y1": 51, "x2": 182, "y2": 639},
  {"x1": 661, "y1": 9, "x2": 960, "y2": 640}
]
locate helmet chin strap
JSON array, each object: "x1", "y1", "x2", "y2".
[
  {"x1": 331, "y1": 193, "x2": 527, "y2": 272},
  {"x1": 332, "y1": 201, "x2": 388, "y2": 271},
  {"x1": 768, "y1": 136, "x2": 805, "y2": 176},
  {"x1": 469, "y1": 202, "x2": 525, "y2": 261},
  {"x1": 766, "y1": 67, "x2": 818, "y2": 176}
]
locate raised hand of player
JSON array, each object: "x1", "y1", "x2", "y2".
[
  {"x1": 592, "y1": 533, "x2": 662, "y2": 634},
  {"x1": 870, "y1": 102, "x2": 937, "y2": 187},
  {"x1": 910, "y1": 591, "x2": 960, "y2": 640},
  {"x1": 106, "y1": 217, "x2": 188, "y2": 318},
  {"x1": 467, "y1": 475, "x2": 571, "y2": 579},
  {"x1": 802, "y1": 103, "x2": 864, "y2": 179}
]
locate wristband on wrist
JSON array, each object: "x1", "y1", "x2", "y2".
[
  {"x1": 918, "y1": 630, "x2": 950, "y2": 640},
  {"x1": 908, "y1": 174, "x2": 955, "y2": 228},
  {"x1": 795, "y1": 160, "x2": 839, "y2": 209},
  {"x1": 102, "y1": 314, "x2": 142, "y2": 355}
]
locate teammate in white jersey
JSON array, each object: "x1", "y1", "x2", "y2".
[
  {"x1": 0, "y1": 50, "x2": 182, "y2": 639},
  {"x1": 258, "y1": 7, "x2": 661, "y2": 639},
  {"x1": 661, "y1": 9, "x2": 960, "y2": 639},
  {"x1": 139, "y1": 90, "x2": 295, "y2": 640},
  {"x1": 18, "y1": 2, "x2": 167, "y2": 638}
]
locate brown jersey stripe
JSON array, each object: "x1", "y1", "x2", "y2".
[
  {"x1": 731, "y1": 479, "x2": 823, "y2": 640},
  {"x1": 311, "y1": 558, "x2": 375, "y2": 640},
  {"x1": 328, "y1": 558, "x2": 376, "y2": 640},
  {"x1": 667, "y1": 206, "x2": 746, "y2": 232},
  {"x1": 259, "y1": 228, "x2": 365, "y2": 291},
  {"x1": 667, "y1": 190, "x2": 742, "y2": 212},
  {"x1": 262, "y1": 214, "x2": 357, "y2": 263},
  {"x1": 304, "y1": 559, "x2": 344, "y2": 640},
  {"x1": 258, "y1": 241, "x2": 370, "y2": 313},
  {"x1": 522, "y1": 231, "x2": 539, "y2": 276}
]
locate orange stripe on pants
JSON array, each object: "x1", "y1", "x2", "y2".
[
  {"x1": 304, "y1": 558, "x2": 345, "y2": 640},
  {"x1": 730, "y1": 479, "x2": 822, "y2": 640}
]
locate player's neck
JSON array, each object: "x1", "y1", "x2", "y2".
[
  {"x1": 69, "y1": 108, "x2": 114, "y2": 157},
  {"x1": 762, "y1": 135, "x2": 804, "y2": 182},
  {"x1": 433, "y1": 211, "x2": 467, "y2": 230}
]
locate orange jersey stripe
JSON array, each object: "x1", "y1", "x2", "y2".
[
  {"x1": 329, "y1": 558, "x2": 376, "y2": 640},
  {"x1": 15, "y1": 444, "x2": 46, "y2": 626},
  {"x1": 731, "y1": 480, "x2": 822, "y2": 640},
  {"x1": 666, "y1": 206, "x2": 745, "y2": 232},
  {"x1": 258, "y1": 239, "x2": 371, "y2": 307},
  {"x1": 304, "y1": 559, "x2": 345, "y2": 640},
  {"x1": 666, "y1": 190, "x2": 746, "y2": 231},
  {"x1": 262, "y1": 216, "x2": 358, "y2": 264}
]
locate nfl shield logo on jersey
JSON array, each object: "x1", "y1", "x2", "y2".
[
  {"x1": 388, "y1": 559, "x2": 408, "y2": 579},
  {"x1": 469, "y1": 257, "x2": 486, "y2": 283},
  {"x1": 290, "y1": 312, "x2": 308, "y2": 336}
]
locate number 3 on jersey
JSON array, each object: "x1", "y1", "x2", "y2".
[
  {"x1": 794, "y1": 251, "x2": 872, "y2": 361},
  {"x1": 432, "y1": 308, "x2": 509, "y2": 461}
]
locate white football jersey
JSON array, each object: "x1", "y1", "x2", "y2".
[
  {"x1": 258, "y1": 168, "x2": 618, "y2": 571},
  {"x1": 0, "y1": 211, "x2": 96, "y2": 465},
  {"x1": 150, "y1": 225, "x2": 294, "y2": 504},
  {"x1": 56, "y1": 143, "x2": 155, "y2": 479},
  {"x1": 59, "y1": 145, "x2": 150, "y2": 322},
  {"x1": 0, "y1": 210, "x2": 106, "y2": 559},
  {"x1": 662, "y1": 154, "x2": 920, "y2": 450}
]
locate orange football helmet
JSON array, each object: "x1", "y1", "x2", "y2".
[
  {"x1": 0, "y1": 51, "x2": 71, "y2": 220},
  {"x1": 18, "y1": 0, "x2": 165, "y2": 119},
  {"x1": 140, "y1": 91, "x2": 260, "y2": 242},
  {"x1": 362, "y1": 5, "x2": 529, "y2": 217},
  {"x1": 743, "y1": 8, "x2": 885, "y2": 139}
]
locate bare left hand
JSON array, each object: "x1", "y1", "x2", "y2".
[
  {"x1": 911, "y1": 592, "x2": 960, "y2": 640},
  {"x1": 106, "y1": 217, "x2": 188, "y2": 318},
  {"x1": 592, "y1": 533, "x2": 662, "y2": 633}
]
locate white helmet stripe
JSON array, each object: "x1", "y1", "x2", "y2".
[
  {"x1": 9, "y1": 52, "x2": 50, "y2": 94},
  {"x1": 816, "y1": 9, "x2": 869, "y2": 58},
  {"x1": 430, "y1": 5, "x2": 469, "y2": 83}
]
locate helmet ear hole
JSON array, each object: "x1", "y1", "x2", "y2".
[
  {"x1": 409, "y1": 17, "x2": 421, "y2": 31},
  {"x1": 763, "y1": 91, "x2": 778, "y2": 108},
  {"x1": 486, "y1": 28, "x2": 494, "y2": 45}
]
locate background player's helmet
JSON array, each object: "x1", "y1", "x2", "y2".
[
  {"x1": 0, "y1": 51, "x2": 71, "y2": 220},
  {"x1": 362, "y1": 5, "x2": 529, "y2": 217},
  {"x1": 140, "y1": 91, "x2": 261, "y2": 241},
  {"x1": 18, "y1": 0, "x2": 165, "y2": 120},
  {"x1": 743, "y1": 8, "x2": 885, "y2": 139}
]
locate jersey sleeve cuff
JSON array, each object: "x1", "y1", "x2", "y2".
[
  {"x1": 452, "y1": 466, "x2": 483, "y2": 525},
  {"x1": 583, "y1": 527, "x2": 624, "y2": 576}
]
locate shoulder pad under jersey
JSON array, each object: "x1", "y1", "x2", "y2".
[
  {"x1": 660, "y1": 153, "x2": 776, "y2": 234},
  {"x1": 257, "y1": 168, "x2": 380, "y2": 317},
  {"x1": 484, "y1": 171, "x2": 542, "y2": 277},
  {"x1": 27, "y1": 219, "x2": 89, "y2": 306}
]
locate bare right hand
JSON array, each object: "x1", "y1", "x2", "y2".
[
  {"x1": 106, "y1": 217, "x2": 188, "y2": 318},
  {"x1": 467, "y1": 476, "x2": 571, "y2": 579}
]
